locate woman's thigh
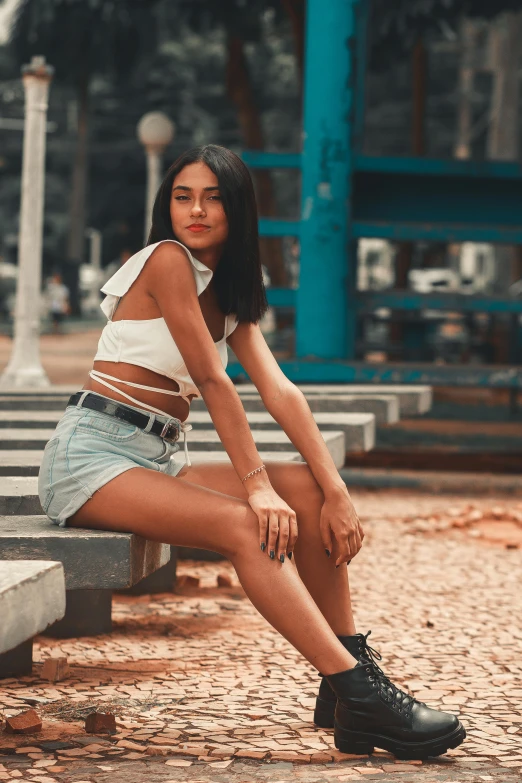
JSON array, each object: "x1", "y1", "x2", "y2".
[
  {"x1": 67, "y1": 460, "x2": 323, "y2": 555},
  {"x1": 176, "y1": 458, "x2": 324, "y2": 515}
]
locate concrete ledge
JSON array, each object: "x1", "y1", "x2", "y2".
[
  {"x1": 0, "y1": 428, "x2": 350, "y2": 454},
  {"x1": 0, "y1": 383, "x2": 431, "y2": 415},
  {"x1": 0, "y1": 448, "x2": 318, "y2": 478},
  {"x1": 234, "y1": 384, "x2": 432, "y2": 416},
  {"x1": 341, "y1": 466, "x2": 522, "y2": 496},
  {"x1": 0, "y1": 402, "x2": 395, "y2": 426},
  {"x1": 0, "y1": 516, "x2": 171, "y2": 590},
  {"x1": 0, "y1": 560, "x2": 65, "y2": 655}
]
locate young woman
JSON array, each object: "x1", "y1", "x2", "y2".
[{"x1": 38, "y1": 144, "x2": 466, "y2": 760}]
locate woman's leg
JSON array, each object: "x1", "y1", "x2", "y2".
[
  {"x1": 67, "y1": 463, "x2": 357, "y2": 677},
  {"x1": 172, "y1": 460, "x2": 357, "y2": 636}
]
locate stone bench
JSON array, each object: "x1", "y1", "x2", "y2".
[
  {"x1": 0, "y1": 448, "x2": 310, "y2": 478},
  {"x1": 234, "y1": 384, "x2": 432, "y2": 417},
  {"x1": 0, "y1": 396, "x2": 399, "y2": 426},
  {"x1": 0, "y1": 516, "x2": 171, "y2": 674},
  {"x1": 0, "y1": 427, "x2": 352, "y2": 457},
  {"x1": 0, "y1": 559, "x2": 66, "y2": 678},
  {"x1": 0, "y1": 434, "x2": 347, "y2": 515}
]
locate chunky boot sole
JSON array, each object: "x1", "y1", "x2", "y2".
[
  {"x1": 334, "y1": 720, "x2": 466, "y2": 760},
  {"x1": 313, "y1": 696, "x2": 336, "y2": 729}
]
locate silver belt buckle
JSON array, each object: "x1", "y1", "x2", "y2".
[{"x1": 160, "y1": 420, "x2": 180, "y2": 443}]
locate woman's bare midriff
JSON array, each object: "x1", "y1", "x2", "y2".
[{"x1": 82, "y1": 359, "x2": 196, "y2": 423}]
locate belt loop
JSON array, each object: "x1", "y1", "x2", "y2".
[
  {"x1": 143, "y1": 411, "x2": 155, "y2": 433},
  {"x1": 76, "y1": 390, "x2": 90, "y2": 408}
]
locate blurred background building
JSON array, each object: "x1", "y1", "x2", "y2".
[{"x1": 1, "y1": 0, "x2": 522, "y2": 378}]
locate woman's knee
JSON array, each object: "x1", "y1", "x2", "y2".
[
  {"x1": 276, "y1": 462, "x2": 324, "y2": 518},
  {"x1": 222, "y1": 505, "x2": 262, "y2": 561}
]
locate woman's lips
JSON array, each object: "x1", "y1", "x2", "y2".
[{"x1": 187, "y1": 225, "x2": 209, "y2": 233}]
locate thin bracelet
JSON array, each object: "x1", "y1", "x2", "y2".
[{"x1": 241, "y1": 464, "x2": 266, "y2": 482}]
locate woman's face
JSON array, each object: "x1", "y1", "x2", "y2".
[{"x1": 170, "y1": 161, "x2": 228, "y2": 253}]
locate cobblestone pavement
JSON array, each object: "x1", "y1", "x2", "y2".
[{"x1": 1, "y1": 491, "x2": 521, "y2": 783}]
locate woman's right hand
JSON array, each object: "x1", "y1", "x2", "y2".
[{"x1": 247, "y1": 487, "x2": 298, "y2": 562}]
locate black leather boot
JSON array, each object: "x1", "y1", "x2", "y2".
[
  {"x1": 326, "y1": 661, "x2": 466, "y2": 760},
  {"x1": 314, "y1": 630, "x2": 378, "y2": 728}
]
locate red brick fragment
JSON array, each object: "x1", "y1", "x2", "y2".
[
  {"x1": 4, "y1": 709, "x2": 42, "y2": 734},
  {"x1": 217, "y1": 572, "x2": 233, "y2": 587},
  {"x1": 41, "y1": 656, "x2": 69, "y2": 682},
  {"x1": 84, "y1": 712, "x2": 117, "y2": 734},
  {"x1": 234, "y1": 749, "x2": 267, "y2": 760},
  {"x1": 310, "y1": 751, "x2": 334, "y2": 762}
]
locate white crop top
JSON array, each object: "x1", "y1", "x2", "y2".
[{"x1": 89, "y1": 239, "x2": 239, "y2": 467}]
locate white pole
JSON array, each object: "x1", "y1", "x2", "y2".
[
  {"x1": 0, "y1": 56, "x2": 54, "y2": 389},
  {"x1": 137, "y1": 112, "x2": 175, "y2": 245},
  {"x1": 144, "y1": 146, "x2": 162, "y2": 245},
  {"x1": 86, "y1": 227, "x2": 102, "y2": 271},
  {"x1": 82, "y1": 228, "x2": 103, "y2": 315}
]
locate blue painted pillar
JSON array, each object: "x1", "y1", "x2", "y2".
[{"x1": 297, "y1": 0, "x2": 357, "y2": 360}]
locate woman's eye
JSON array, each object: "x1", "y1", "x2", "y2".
[{"x1": 174, "y1": 195, "x2": 221, "y2": 201}]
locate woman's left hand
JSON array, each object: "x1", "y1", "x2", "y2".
[{"x1": 319, "y1": 489, "x2": 364, "y2": 567}]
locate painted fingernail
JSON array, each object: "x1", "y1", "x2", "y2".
[
  {"x1": 288, "y1": 552, "x2": 292, "y2": 560},
  {"x1": 269, "y1": 550, "x2": 275, "y2": 560},
  {"x1": 325, "y1": 549, "x2": 331, "y2": 557},
  {"x1": 260, "y1": 542, "x2": 266, "y2": 552},
  {"x1": 279, "y1": 553, "x2": 285, "y2": 563}
]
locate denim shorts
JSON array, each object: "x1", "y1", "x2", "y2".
[{"x1": 38, "y1": 391, "x2": 187, "y2": 528}]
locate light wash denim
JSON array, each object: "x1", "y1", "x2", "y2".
[{"x1": 38, "y1": 390, "x2": 186, "y2": 528}]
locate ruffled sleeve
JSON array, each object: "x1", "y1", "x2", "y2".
[{"x1": 99, "y1": 240, "x2": 214, "y2": 320}]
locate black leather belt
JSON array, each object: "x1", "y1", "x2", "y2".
[{"x1": 67, "y1": 391, "x2": 182, "y2": 443}]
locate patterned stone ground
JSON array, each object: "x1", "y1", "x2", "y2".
[{"x1": 1, "y1": 491, "x2": 521, "y2": 783}]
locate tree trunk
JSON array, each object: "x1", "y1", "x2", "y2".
[
  {"x1": 391, "y1": 38, "x2": 428, "y2": 354},
  {"x1": 225, "y1": 33, "x2": 288, "y2": 290},
  {"x1": 454, "y1": 17, "x2": 478, "y2": 161},
  {"x1": 280, "y1": 0, "x2": 304, "y2": 84},
  {"x1": 411, "y1": 37, "x2": 426, "y2": 157},
  {"x1": 65, "y1": 71, "x2": 90, "y2": 316},
  {"x1": 486, "y1": 12, "x2": 522, "y2": 360}
]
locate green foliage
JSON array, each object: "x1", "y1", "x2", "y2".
[
  {"x1": 370, "y1": 0, "x2": 522, "y2": 66},
  {"x1": 9, "y1": 0, "x2": 158, "y2": 84},
  {"x1": 0, "y1": 1, "x2": 302, "y2": 269}
]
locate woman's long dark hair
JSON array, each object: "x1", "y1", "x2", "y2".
[{"x1": 147, "y1": 144, "x2": 269, "y2": 325}]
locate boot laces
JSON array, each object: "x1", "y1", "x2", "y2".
[{"x1": 360, "y1": 631, "x2": 418, "y2": 717}]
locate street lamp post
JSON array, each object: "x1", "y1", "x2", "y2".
[
  {"x1": 137, "y1": 112, "x2": 175, "y2": 244},
  {"x1": 0, "y1": 56, "x2": 54, "y2": 389},
  {"x1": 82, "y1": 228, "x2": 103, "y2": 315}
]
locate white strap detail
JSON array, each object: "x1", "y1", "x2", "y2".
[
  {"x1": 87, "y1": 370, "x2": 193, "y2": 467},
  {"x1": 90, "y1": 369, "x2": 188, "y2": 398}
]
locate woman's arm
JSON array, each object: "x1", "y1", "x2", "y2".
[
  {"x1": 265, "y1": 384, "x2": 349, "y2": 498},
  {"x1": 144, "y1": 242, "x2": 270, "y2": 487}
]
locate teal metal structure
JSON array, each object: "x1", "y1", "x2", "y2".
[{"x1": 230, "y1": 0, "x2": 522, "y2": 388}]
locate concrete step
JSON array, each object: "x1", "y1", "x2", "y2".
[
  {"x1": 341, "y1": 466, "x2": 522, "y2": 496},
  {"x1": 191, "y1": 395, "x2": 398, "y2": 424},
  {"x1": 235, "y1": 384, "x2": 432, "y2": 416},
  {"x1": 0, "y1": 426, "x2": 353, "y2": 456},
  {"x1": 0, "y1": 516, "x2": 173, "y2": 662},
  {"x1": 0, "y1": 449, "x2": 310, "y2": 478},
  {"x1": 0, "y1": 398, "x2": 397, "y2": 426},
  {"x1": 0, "y1": 560, "x2": 65, "y2": 655},
  {"x1": 0, "y1": 437, "x2": 346, "y2": 514},
  {"x1": 0, "y1": 411, "x2": 375, "y2": 450},
  {"x1": 0, "y1": 396, "x2": 69, "y2": 411},
  {"x1": 0, "y1": 383, "x2": 430, "y2": 415},
  {"x1": 0, "y1": 516, "x2": 171, "y2": 590}
]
